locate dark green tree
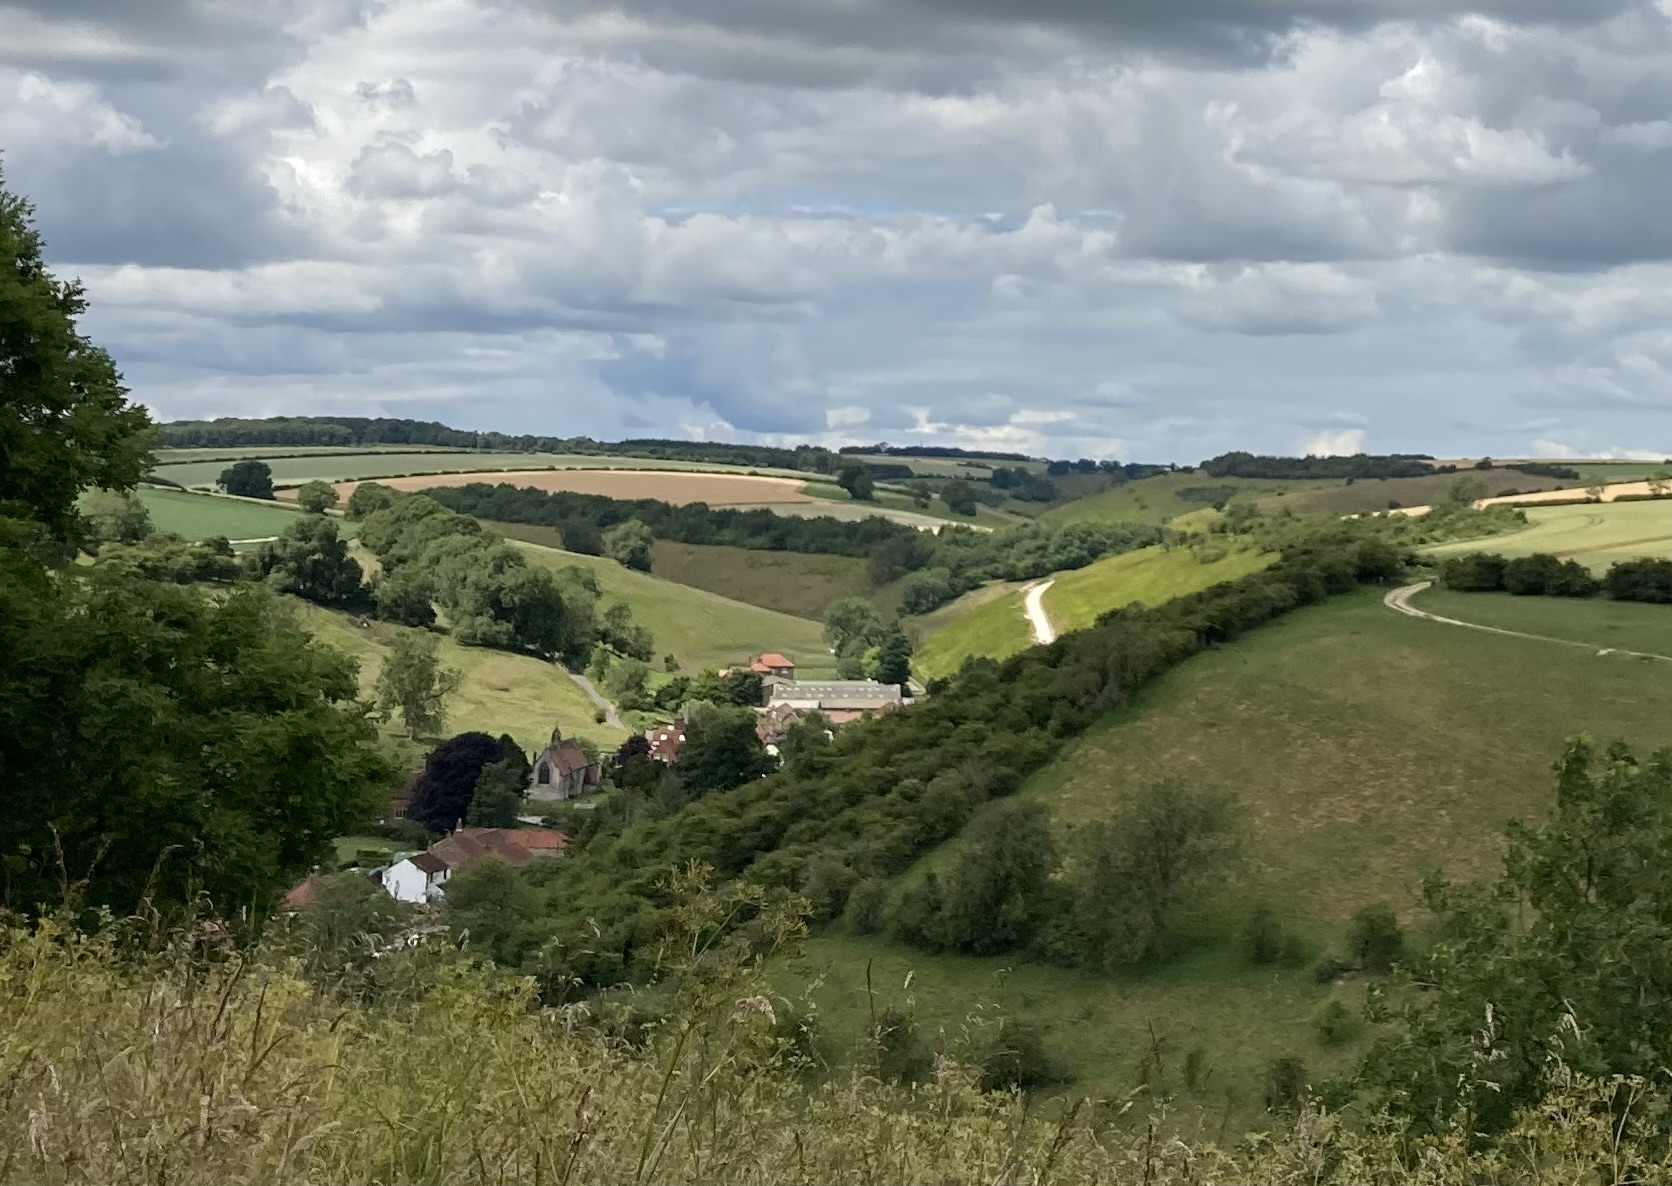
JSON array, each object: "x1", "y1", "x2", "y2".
[
  {"x1": 941, "y1": 481, "x2": 978, "y2": 516},
  {"x1": 345, "y1": 480, "x2": 401, "y2": 518},
  {"x1": 443, "y1": 859, "x2": 546, "y2": 968},
  {"x1": 1065, "y1": 782, "x2": 1239, "y2": 965},
  {"x1": 256, "y1": 516, "x2": 365, "y2": 606},
  {"x1": 678, "y1": 704, "x2": 775, "y2": 795},
  {"x1": 373, "y1": 565, "x2": 437, "y2": 626},
  {"x1": 296, "y1": 479, "x2": 339, "y2": 514},
  {"x1": 467, "y1": 757, "x2": 527, "y2": 828},
  {"x1": 0, "y1": 169, "x2": 153, "y2": 542},
  {"x1": 1359, "y1": 738, "x2": 1672, "y2": 1137},
  {"x1": 1, "y1": 561, "x2": 391, "y2": 917},
  {"x1": 218, "y1": 459, "x2": 275, "y2": 499},
  {"x1": 603, "y1": 518, "x2": 655, "y2": 571},
  {"x1": 873, "y1": 623, "x2": 913, "y2": 686},
  {"x1": 836, "y1": 464, "x2": 875, "y2": 501},
  {"x1": 81, "y1": 490, "x2": 153, "y2": 545},
  {"x1": 937, "y1": 801, "x2": 1054, "y2": 955}
]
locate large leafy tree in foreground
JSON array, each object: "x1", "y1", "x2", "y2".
[
  {"x1": 0, "y1": 169, "x2": 393, "y2": 917},
  {"x1": 1358, "y1": 737, "x2": 1672, "y2": 1136},
  {"x1": 1, "y1": 552, "x2": 392, "y2": 916},
  {"x1": 0, "y1": 166, "x2": 153, "y2": 541}
]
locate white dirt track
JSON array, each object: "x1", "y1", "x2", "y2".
[{"x1": 1384, "y1": 581, "x2": 1670, "y2": 663}]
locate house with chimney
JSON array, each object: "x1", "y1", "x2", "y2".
[
  {"x1": 749, "y1": 652, "x2": 796, "y2": 679},
  {"x1": 381, "y1": 826, "x2": 568, "y2": 904}
]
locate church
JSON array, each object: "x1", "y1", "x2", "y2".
[{"x1": 526, "y1": 724, "x2": 602, "y2": 802}]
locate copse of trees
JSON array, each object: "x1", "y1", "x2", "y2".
[
  {"x1": 1200, "y1": 451, "x2": 1443, "y2": 480},
  {"x1": 428, "y1": 481, "x2": 911, "y2": 557},
  {"x1": 217, "y1": 459, "x2": 276, "y2": 498},
  {"x1": 91, "y1": 534, "x2": 243, "y2": 585},
  {"x1": 428, "y1": 481, "x2": 1166, "y2": 616},
  {"x1": 296, "y1": 479, "x2": 339, "y2": 513},
  {"x1": 1438, "y1": 552, "x2": 1669, "y2": 603},
  {"x1": 356, "y1": 490, "x2": 656, "y2": 664},
  {"x1": 157, "y1": 415, "x2": 840, "y2": 472},
  {"x1": 255, "y1": 516, "x2": 367, "y2": 607}
]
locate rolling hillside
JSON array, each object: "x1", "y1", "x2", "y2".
[
  {"x1": 1422, "y1": 500, "x2": 1672, "y2": 573},
  {"x1": 1043, "y1": 470, "x2": 1337, "y2": 525},
  {"x1": 513, "y1": 540, "x2": 834, "y2": 675},
  {"x1": 794, "y1": 585, "x2": 1672, "y2": 1126},
  {"x1": 911, "y1": 544, "x2": 1273, "y2": 680},
  {"x1": 1042, "y1": 543, "x2": 1275, "y2": 633},
  {"x1": 1410, "y1": 587, "x2": 1672, "y2": 656},
  {"x1": 285, "y1": 600, "x2": 626, "y2": 761}
]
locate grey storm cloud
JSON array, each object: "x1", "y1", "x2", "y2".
[{"x1": 0, "y1": 0, "x2": 1668, "y2": 460}]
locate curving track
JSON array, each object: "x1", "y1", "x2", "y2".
[{"x1": 1383, "y1": 581, "x2": 1671, "y2": 663}]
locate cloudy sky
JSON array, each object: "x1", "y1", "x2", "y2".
[{"x1": 2, "y1": 0, "x2": 1667, "y2": 462}]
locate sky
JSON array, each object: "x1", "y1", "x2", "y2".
[{"x1": 1, "y1": 0, "x2": 1667, "y2": 463}]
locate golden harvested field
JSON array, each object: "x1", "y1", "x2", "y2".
[{"x1": 312, "y1": 469, "x2": 818, "y2": 507}]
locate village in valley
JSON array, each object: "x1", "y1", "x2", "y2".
[{"x1": 291, "y1": 650, "x2": 918, "y2": 910}]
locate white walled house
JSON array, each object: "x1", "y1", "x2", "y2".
[{"x1": 382, "y1": 851, "x2": 449, "y2": 904}]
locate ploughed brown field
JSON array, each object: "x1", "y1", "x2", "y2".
[{"x1": 297, "y1": 469, "x2": 820, "y2": 507}]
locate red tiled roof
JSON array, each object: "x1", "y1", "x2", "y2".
[
  {"x1": 751, "y1": 653, "x2": 795, "y2": 673},
  {"x1": 281, "y1": 874, "x2": 322, "y2": 910},
  {"x1": 552, "y1": 740, "x2": 591, "y2": 776},
  {"x1": 428, "y1": 827, "x2": 569, "y2": 872}
]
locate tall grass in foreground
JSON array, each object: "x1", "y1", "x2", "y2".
[{"x1": 2, "y1": 886, "x2": 1666, "y2": 1185}]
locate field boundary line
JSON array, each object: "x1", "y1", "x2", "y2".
[{"x1": 1384, "y1": 581, "x2": 1672, "y2": 663}]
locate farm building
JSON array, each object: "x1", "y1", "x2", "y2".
[
  {"x1": 382, "y1": 827, "x2": 568, "y2": 904},
  {"x1": 646, "y1": 719, "x2": 686, "y2": 763},
  {"x1": 767, "y1": 679, "x2": 904, "y2": 726}
]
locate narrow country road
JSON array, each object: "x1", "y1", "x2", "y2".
[
  {"x1": 1384, "y1": 581, "x2": 1672, "y2": 663},
  {"x1": 568, "y1": 672, "x2": 626, "y2": 729},
  {"x1": 1024, "y1": 579, "x2": 1057, "y2": 646}
]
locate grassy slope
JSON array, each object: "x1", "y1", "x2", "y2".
[
  {"x1": 1412, "y1": 588, "x2": 1672, "y2": 657},
  {"x1": 133, "y1": 487, "x2": 329, "y2": 543},
  {"x1": 647, "y1": 541, "x2": 876, "y2": 620},
  {"x1": 1422, "y1": 500, "x2": 1672, "y2": 573},
  {"x1": 1043, "y1": 544, "x2": 1275, "y2": 635},
  {"x1": 512, "y1": 541, "x2": 834, "y2": 675},
  {"x1": 1268, "y1": 470, "x2": 1572, "y2": 515},
  {"x1": 791, "y1": 587, "x2": 1672, "y2": 1125},
  {"x1": 910, "y1": 581, "x2": 1032, "y2": 681},
  {"x1": 912, "y1": 546, "x2": 1274, "y2": 681},
  {"x1": 1044, "y1": 472, "x2": 1336, "y2": 526},
  {"x1": 286, "y1": 600, "x2": 625, "y2": 760}
]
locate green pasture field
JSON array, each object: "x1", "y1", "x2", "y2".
[
  {"x1": 645, "y1": 541, "x2": 877, "y2": 620},
  {"x1": 1043, "y1": 544, "x2": 1275, "y2": 635},
  {"x1": 1422, "y1": 500, "x2": 1671, "y2": 573},
  {"x1": 150, "y1": 451, "x2": 812, "y2": 489},
  {"x1": 1044, "y1": 471, "x2": 1336, "y2": 526},
  {"x1": 908, "y1": 581, "x2": 1032, "y2": 681},
  {"x1": 288, "y1": 601, "x2": 625, "y2": 762},
  {"x1": 512, "y1": 540, "x2": 834, "y2": 676},
  {"x1": 802, "y1": 586, "x2": 1672, "y2": 1128},
  {"x1": 1411, "y1": 588, "x2": 1672, "y2": 657},
  {"x1": 488, "y1": 522, "x2": 881, "y2": 622},
  {"x1": 1561, "y1": 461, "x2": 1671, "y2": 482},
  {"x1": 130, "y1": 487, "x2": 343, "y2": 544}
]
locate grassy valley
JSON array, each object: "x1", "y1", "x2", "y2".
[
  {"x1": 796, "y1": 586, "x2": 1672, "y2": 1126},
  {"x1": 285, "y1": 600, "x2": 626, "y2": 759},
  {"x1": 512, "y1": 539, "x2": 835, "y2": 675},
  {"x1": 1043, "y1": 471, "x2": 1334, "y2": 525}
]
